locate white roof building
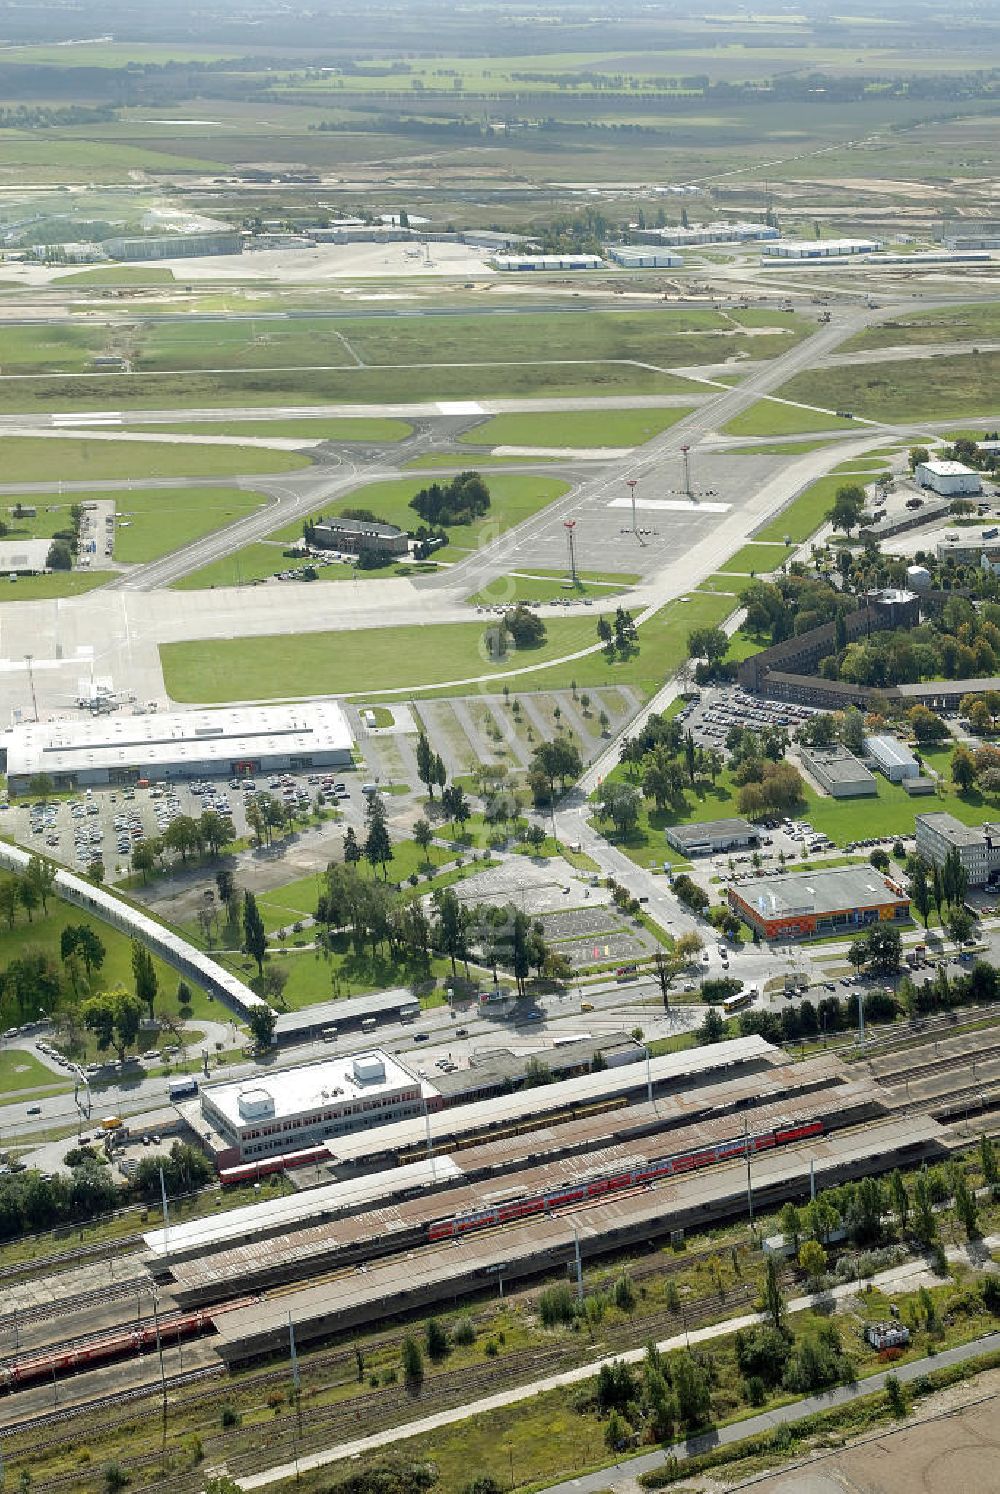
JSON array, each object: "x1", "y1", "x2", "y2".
[
  {"x1": 761, "y1": 238, "x2": 882, "y2": 259},
  {"x1": 915, "y1": 460, "x2": 982, "y2": 497},
  {"x1": 200, "y1": 1052, "x2": 433, "y2": 1161},
  {"x1": 4, "y1": 701, "x2": 353, "y2": 792}
]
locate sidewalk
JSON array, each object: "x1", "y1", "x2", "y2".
[{"x1": 232, "y1": 1256, "x2": 990, "y2": 1491}]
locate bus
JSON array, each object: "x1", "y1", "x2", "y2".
[
  {"x1": 361, "y1": 1017, "x2": 377, "y2": 1034},
  {"x1": 168, "y1": 1076, "x2": 199, "y2": 1101},
  {"x1": 722, "y1": 990, "x2": 754, "y2": 1018},
  {"x1": 321, "y1": 1025, "x2": 338, "y2": 1044}
]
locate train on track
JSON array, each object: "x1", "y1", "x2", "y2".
[
  {"x1": 0, "y1": 1298, "x2": 258, "y2": 1392},
  {"x1": 427, "y1": 1118, "x2": 824, "y2": 1241},
  {"x1": 218, "y1": 1144, "x2": 333, "y2": 1187}
]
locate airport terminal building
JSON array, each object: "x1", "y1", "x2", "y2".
[{"x1": 2, "y1": 702, "x2": 354, "y2": 794}]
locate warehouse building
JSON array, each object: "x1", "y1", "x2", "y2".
[
  {"x1": 104, "y1": 232, "x2": 243, "y2": 261},
  {"x1": 310, "y1": 516, "x2": 409, "y2": 558},
  {"x1": 632, "y1": 222, "x2": 777, "y2": 247},
  {"x1": 606, "y1": 246, "x2": 683, "y2": 268},
  {"x1": 2, "y1": 702, "x2": 354, "y2": 794},
  {"x1": 798, "y1": 744, "x2": 876, "y2": 798},
  {"x1": 201, "y1": 1052, "x2": 430, "y2": 1163},
  {"x1": 915, "y1": 812, "x2": 1000, "y2": 887},
  {"x1": 864, "y1": 734, "x2": 920, "y2": 784},
  {"x1": 665, "y1": 817, "x2": 760, "y2": 857},
  {"x1": 915, "y1": 460, "x2": 982, "y2": 497},
  {"x1": 761, "y1": 238, "x2": 882, "y2": 260},
  {"x1": 728, "y1": 866, "x2": 910, "y2": 941},
  {"x1": 491, "y1": 254, "x2": 603, "y2": 271}
]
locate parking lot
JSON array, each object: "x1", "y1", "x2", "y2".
[
  {"x1": 677, "y1": 684, "x2": 817, "y2": 754},
  {"x1": 7, "y1": 767, "x2": 357, "y2": 879}
]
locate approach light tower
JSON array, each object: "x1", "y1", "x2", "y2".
[
  {"x1": 564, "y1": 519, "x2": 578, "y2": 584},
  {"x1": 625, "y1": 477, "x2": 638, "y2": 534},
  {"x1": 681, "y1": 445, "x2": 692, "y2": 498}
]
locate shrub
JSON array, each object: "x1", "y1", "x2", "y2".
[
  {"x1": 451, "y1": 1315, "x2": 476, "y2": 1346},
  {"x1": 539, "y1": 1283, "x2": 577, "y2": 1327},
  {"x1": 220, "y1": 1404, "x2": 240, "y2": 1429}
]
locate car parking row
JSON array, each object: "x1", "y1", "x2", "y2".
[{"x1": 679, "y1": 687, "x2": 817, "y2": 753}]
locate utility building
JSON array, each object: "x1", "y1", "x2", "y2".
[
  {"x1": 864, "y1": 735, "x2": 920, "y2": 784},
  {"x1": 798, "y1": 745, "x2": 877, "y2": 799}
]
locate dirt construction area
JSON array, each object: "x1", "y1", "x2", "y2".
[{"x1": 741, "y1": 1370, "x2": 1000, "y2": 1494}]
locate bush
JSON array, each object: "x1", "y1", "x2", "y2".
[
  {"x1": 426, "y1": 1317, "x2": 449, "y2": 1360},
  {"x1": 401, "y1": 1335, "x2": 424, "y2": 1382},
  {"x1": 103, "y1": 1466, "x2": 128, "y2": 1494},
  {"x1": 613, "y1": 1273, "x2": 636, "y2": 1312},
  {"x1": 539, "y1": 1283, "x2": 577, "y2": 1327},
  {"x1": 451, "y1": 1315, "x2": 476, "y2": 1346},
  {"x1": 220, "y1": 1404, "x2": 240, "y2": 1429}
]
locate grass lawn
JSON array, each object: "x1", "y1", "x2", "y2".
[
  {"x1": 114, "y1": 486, "x2": 269, "y2": 565},
  {"x1": 0, "y1": 571, "x2": 111, "y2": 601},
  {"x1": 841, "y1": 303, "x2": 1000, "y2": 352},
  {"x1": 716, "y1": 542, "x2": 791, "y2": 574},
  {"x1": 0, "y1": 437, "x2": 309, "y2": 483},
  {"x1": 721, "y1": 438, "x2": 842, "y2": 457},
  {"x1": 754, "y1": 474, "x2": 846, "y2": 545},
  {"x1": 269, "y1": 472, "x2": 571, "y2": 553},
  {"x1": 161, "y1": 591, "x2": 739, "y2": 703},
  {"x1": 0, "y1": 1049, "x2": 72, "y2": 1094},
  {"x1": 723, "y1": 401, "x2": 861, "y2": 438},
  {"x1": 457, "y1": 407, "x2": 693, "y2": 449},
  {"x1": 469, "y1": 571, "x2": 639, "y2": 606},
  {"x1": 0, "y1": 893, "x2": 219, "y2": 1026},
  {"x1": 127, "y1": 417, "x2": 413, "y2": 442},
  {"x1": 776, "y1": 350, "x2": 1000, "y2": 425},
  {"x1": 0, "y1": 363, "x2": 697, "y2": 415},
  {"x1": 55, "y1": 266, "x2": 175, "y2": 285},
  {"x1": 0, "y1": 324, "x2": 103, "y2": 373},
  {"x1": 697, "y1": 574, "x2": 754, "y2": 597},
  {"x1": 170, "y1": 543, "x2": 374, "y2": 591}
]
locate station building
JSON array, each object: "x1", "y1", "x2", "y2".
[
  {"x1": 1, "y1": 702, "x2": 353, "y2": 795},
  {"x1": 200, "y1": 1052, "x2": 432, "y2": 1163},
  {"x1": 728, "y1": 866, "x2": 911, "y2": 941}
]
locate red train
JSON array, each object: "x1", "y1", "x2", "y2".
[
  {"x1": 1, "y1": 1296, "x2": 258, "y2": 1393},
  {"x1": 218, "y1": 1144, "x2": 332, "y2": 1187},
  {"x1": 427, "y1": 1119, "x2": 824, "y2": 1242}
]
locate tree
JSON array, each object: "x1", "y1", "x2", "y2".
[
  {"x1": 530, "y1": 738, "x2": 583, "y2": 800},
  {"x1": 416, "y1": 732, "x2": 437, "y2": 798},
  {"x1": 343, "y1": 825, "x2": 362, "y2": 866},
  {"x1": 595, "y1": 781, "x2": 641, "y2": 838},
  {"x1": 761, "y1": 1255, "x2": 785, "y2": 1330},
  {"x1": 46, "y1": 539, "x2": 73, "y2": 570},
  {"x1": 364, "y1": 797, "x2": 394, "y2": 877},
  {"x1": 163, "y1": 814, "x2": 202, "y2": 864},
  {"x1": 946, "y1": 905, "x2": 974, "y2": 947},
  {"x1": 0, "y1": 878, "x2": 19, "y2": 928},
  {"x1": 779, "y1": 1202, "x2": 801, "y2": 1250},
  {"x1": 25, "y1": 855, "x2": 56, "y2": 914},
  {"x1": 954, "y1": 1168, "x2": 980, "y2": 1240},
  {"x1": 980, "y1": 1133, "x2": 999, "y2": 1191},
  {"x1": 699, "y1": 1007, "x2": 726, "y2": 1044},
  {"x1": 913, "y1": 1169, "x2": 937, "y2": 1244},
  {"x1": 798, "y1": 1238, "x2": 827, "y2": 1289},
  {"x1": 247, "y1": 1004, "x2": 277, "y2": 1050},
  {"x1": 910, "y1": 859, "x2": 932, "y2": 929},
  {"x1": 670, "y1": 1349, "x2": 711, "y2": 1429},
  {"x1": 503, "y1": 605, "x2": 546, "y2": 649},
  {"x1": 401, "y1": 1334, "x2": 424, "y2": 1382},
  {"x1": 242, "y1": 891, "x2": 268, "y2": 976},
  {"x1": 131, "y1": 939, "x2": 158, "y2": 1019},
  {"x1": 61, "y1": 924, "x2": 105, "y2": 976},
  {"x1": 434, "y1": 887, "x2": 468, "y2": 975},
  {"x1": 441, "y1": 784, "x2": 470, "y2": 834},
  {"x1": 16, "y1": 879, "x2": 38, "y2": 923},
  {"x1": 889, "y1": 1168, "x2": 910, "y2": 1231},
  {"x1": 27, "y1": 773, "x2": 54, "y2": 800},
  {"x1": 952, "y1": 746, "x2": 977, "y2": 793},
  {"x1": 908, "y1": 704, "x2": 947, "y2": 745},
  {"x1": 687, "y1": 625, "x2": 728, "y2": 666},
  {"x1": 413, "y1": 818, "x2": 433, "y2": 858},
  {"x1": 132, "y1": 840, "x2": 159, "y2": 884},
  {"x1": 827, "y1": 484, "x2": 866, "y2": 536},
  {"x1": 425, "y1": 1317, "x2": 449, "y2": 1360},
  {"x1": 676, "y1": 930, "x2": 704, "y2": 963},
  {"x1": 908, "y1": 446, "x2": 929, "y2": 472},
  {"x1": 199, "y1": 810, "x2": 231, "y2": 859}
]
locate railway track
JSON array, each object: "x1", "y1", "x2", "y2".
[
  {"x1": 10, "y1": 1279, "x2": 766, "y2": 1493},
  {"x1": 0, "y1": 1233, "x2": 145, "y2": 1285},
  {"x1": 873, "y1": 1038, "x2": 1000, "y2": 1087}
]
